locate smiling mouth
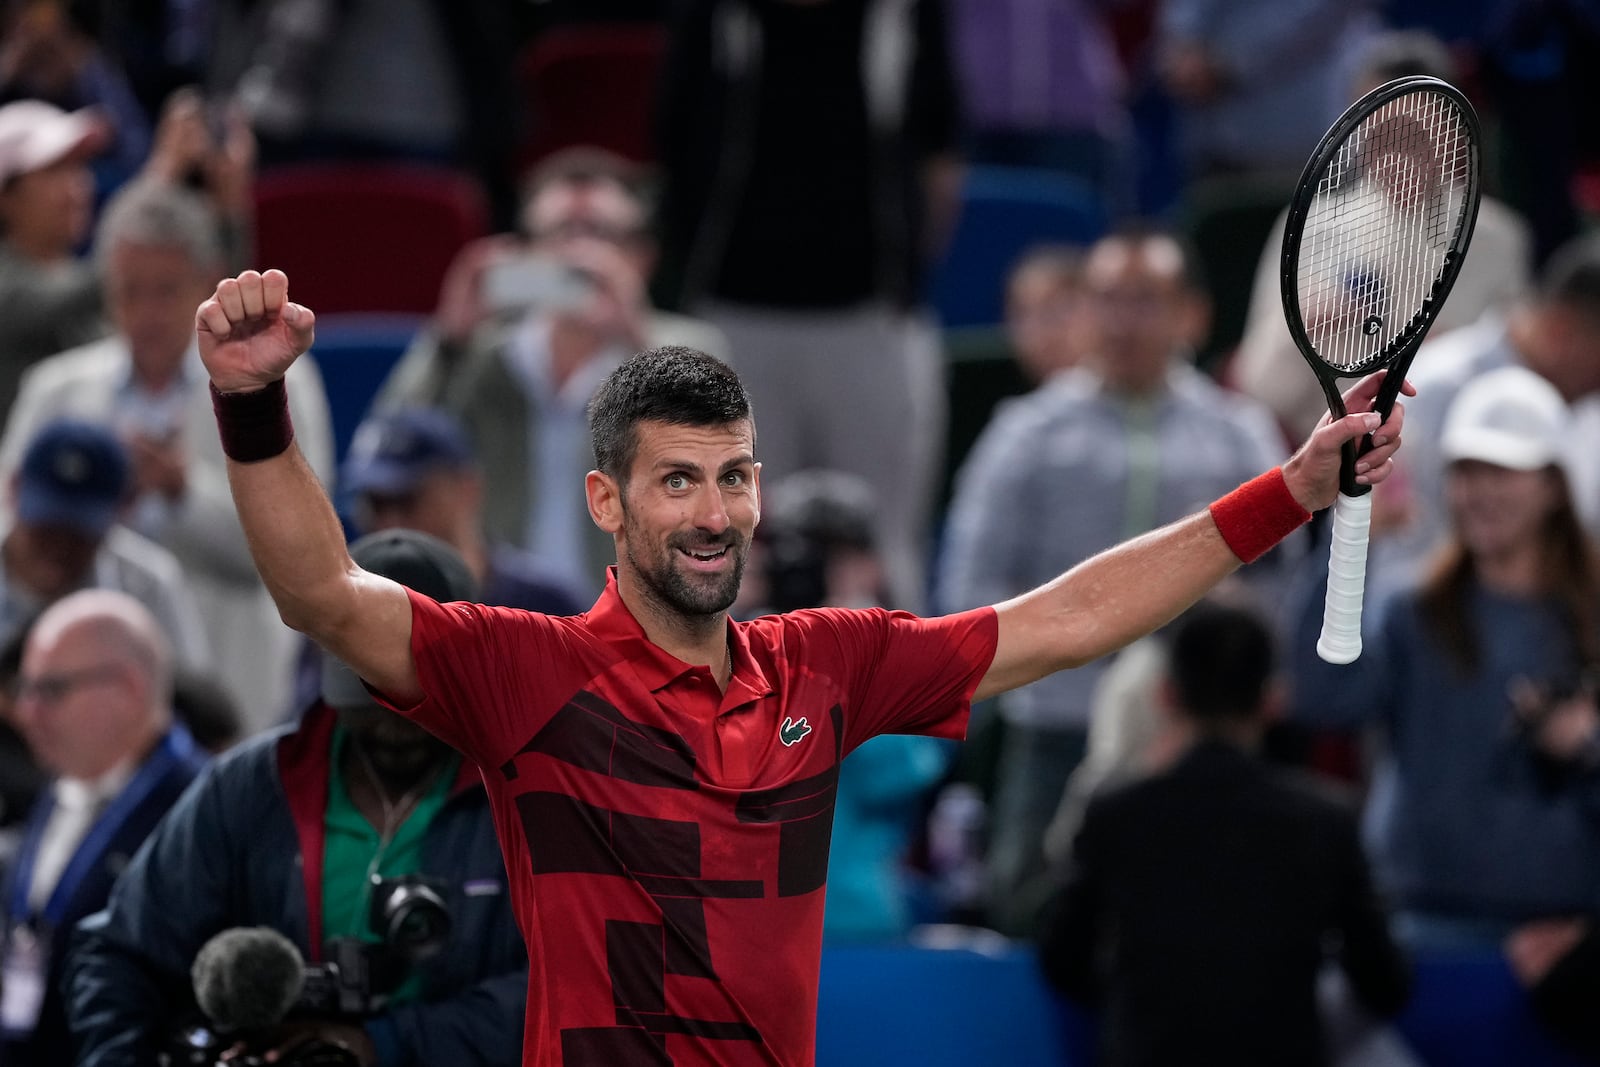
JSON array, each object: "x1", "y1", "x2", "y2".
[{"x1": 681, "y1": 546, "x2": 729, "y2": 563}]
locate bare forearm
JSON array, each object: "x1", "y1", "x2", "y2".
[
  {"x1": 223, "y1": 441, "x2": 354, "y2": 638},
  {"x1": 979, "y1": 513, "x2": 1238, "y2": 700}
]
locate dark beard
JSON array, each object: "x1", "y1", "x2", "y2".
[
  {"x1": 628, "y1": 538, "x2": 747, "y2": 618},
  {"x1": 622, "y1": 507, "x2": 748, "y2": 619}
]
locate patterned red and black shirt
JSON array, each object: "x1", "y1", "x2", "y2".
[{"x1": 385, "y1": 572, "x2": 997, "y2": 1067}]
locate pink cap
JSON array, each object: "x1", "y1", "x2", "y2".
[{"x1": 0, "y1": 100, "x2": 107, "y2": 185}]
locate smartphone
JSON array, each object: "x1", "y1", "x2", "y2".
[{"x1": 480, "y1": 256, "x2": 595, "y2": 315}]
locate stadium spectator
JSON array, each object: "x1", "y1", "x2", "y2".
[
  {"x1": 66, "y1": 530, "x2": 526, "y2": 1067},
  {"x1": 374, "y1": 147, "x2": 726, "y2": 601},
  {"x1": 939, "y1": 226, "x2": 1291, "y2": 935},
  {"x1": 341, "y1": 406, "x2": 585, "y2": 615},
  {"x1": 1039, "y1": 598, "x2": 1410, "y2": 1066},
  {"x1": 1004, "y1": 244, "x2": 1090, "y2": 386},
  {"x1": 0, "y1": 97, "x2": 109, "y2": 413},
  {"x1": 0, "y1": 419, "x2": 206, "y2": 670},
  {"x1": 657, "y1": 0, "x2": 962, "y2": 609},
  {"x1": 1290, "y1": 366, "x2": 1600, "y2": 951},
  {"x1": 0, "y1": 177, "x2": 333, "y2": 735},
  {"x1": 1231, "y1": 29, "x2": 1533, "y2": 444},
  {"x1": 0, "y1": 588, "x2": 205, "y2": 1067}
]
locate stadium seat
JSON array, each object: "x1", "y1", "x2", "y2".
[
  {"x1": 304, "y1": 312, "x2": 427, "y2": 465},
  {"x1": 516, "y1": 24, "x2": 666, "y2": 171},
  {"x1": 812, "y1": 943, "x2": 1590, "y2": 1067},
  {"x1": 1397, "y1": 951, "x2": 1591, "y2": 1067},
  {"x1": 927, "y1": 166, "x2": 1107, "y2": 330},
  {"x1": 817, "y1": 944, "x2": 1082, "y2": 1066},
  {"x1": 253, "y1": 164, "x2": 490, "y2": 316}
]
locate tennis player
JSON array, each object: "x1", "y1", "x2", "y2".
[{"x1": 197, "y1": 268, "x2": 1408, "y2": 1067}]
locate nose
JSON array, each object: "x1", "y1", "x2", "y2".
[{"x1": 692, "y1": 481, "x2": 732, "y2": 534}]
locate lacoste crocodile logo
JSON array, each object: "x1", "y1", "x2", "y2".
[{"x1": 779, "y1": 716, "x2": 812, "y2": 747}]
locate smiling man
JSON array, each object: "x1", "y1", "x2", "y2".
[{"x1": 192, "y1": 268, "x2": 1407, "y2": 1067}]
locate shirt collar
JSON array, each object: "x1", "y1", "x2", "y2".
[
  {"x1": 55, "y1": 757, "x2": 137, "y2": 811},
  {"x1": 585, "y1": 568, "x2": 775, "y2": 705},
  {"x1": 505, "y1": 317, "x2": 626, "y2": 408},
  {"x1": 114, "y1": 338, "x2": 202, "y2": 395}
]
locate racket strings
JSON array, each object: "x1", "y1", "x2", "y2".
[{"x1": 1296, "y1": 90, "x2": 1474, "y2": 373}]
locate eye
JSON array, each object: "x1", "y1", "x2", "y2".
[
  {"x1": 665, "y1": 472, "x2": 690, "y2": 490},
  {"x1": 721, "y1": 470, "x2": 746, "y2": 487}
]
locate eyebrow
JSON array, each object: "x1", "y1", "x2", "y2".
[{"x1": 654, "y1": 454, "x2": 755, "y2": 477}]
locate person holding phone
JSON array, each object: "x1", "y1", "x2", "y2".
[{"x1": 373, "y1": 147, "x2": 727, "y2": 604}]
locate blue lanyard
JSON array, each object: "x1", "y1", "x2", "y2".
[{"x1": 7, "y1": 726, "x2": 195, "y2": 930}]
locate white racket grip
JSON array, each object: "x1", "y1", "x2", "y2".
[{"x1": 1318, "y1": 492, "x2": 1373, "y2": 664}]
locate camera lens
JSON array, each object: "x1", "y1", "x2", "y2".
[{"x1": 369, "y1": 877, "x2": 452, "y2": 960}]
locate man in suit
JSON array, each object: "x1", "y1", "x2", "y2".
[
  {"x1": 0, "y1": 588, "x2": 205, "y2": 1065},
  {"x1": 1038, "y1": 599, "x2": 1410, "y2": 1067}
]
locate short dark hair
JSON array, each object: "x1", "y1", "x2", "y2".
[
  {"x1": 588, "y1": 346, "x2": 753, "y2": 481},
  {"x1": 1167, "y1": 601, "x2": 1275, "y2": 722}
]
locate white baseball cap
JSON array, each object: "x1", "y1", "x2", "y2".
[
  {"x1": 1439, "y1": 364, "x2": 1570, "y2": 473},
  {"x1": 0, "y1": 100, "x2": 106, "y2": 186}
]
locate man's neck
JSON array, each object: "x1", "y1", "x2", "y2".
[
  {"x1": 339, "y1": 740, "x2": 449, "y2": 833},
  {"x1": 616, "y1": 571, "x2": 733, "y2": 691},
  {"x1": 130, "y1": 356, "x2": 187, "y2": 394}
]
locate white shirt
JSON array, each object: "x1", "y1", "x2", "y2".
[
  {"x1": 503, "y1": 318, "x2": 625, "y2": 599},
  {"x1": 26, "y1": 761, "x2": 136, "y2": 913}
]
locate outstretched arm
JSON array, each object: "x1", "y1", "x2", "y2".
[
  {"x1": 976, "y1": 372, "x2": 1408, "y2": 702},
  {"x1": 195, "y1": 269, "x2": 422, "y2": 706}
]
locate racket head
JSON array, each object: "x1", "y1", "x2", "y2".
[{"x1": 1280, "y1": 75, "x2": 1482, "y2": 424}]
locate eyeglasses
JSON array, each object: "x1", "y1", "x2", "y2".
[{"x1": 11, "y1": 666, "x2": 125, "y2": 705}]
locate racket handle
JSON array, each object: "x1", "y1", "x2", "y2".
[{"x1": 1318, "y1": 492, "x2": 1373, "y2": 664}]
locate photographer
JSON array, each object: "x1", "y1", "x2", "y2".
[{"x1": 64, "y1": 530, "x2": 526, "y2": 1067}]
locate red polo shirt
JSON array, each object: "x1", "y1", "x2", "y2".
[{"x1": 386, "y1": 572, "x2": 997, "y2": 1067}]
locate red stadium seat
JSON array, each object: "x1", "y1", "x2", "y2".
[
  {"x1": 252, "y1": 164, "x2": 490, "y2": 315},
  {"x1": 516, "y1": 24, "x2": 666, "y2": 171}
]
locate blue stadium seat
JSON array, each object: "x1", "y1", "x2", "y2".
[
  {"x1": 814, "y1": 944, "x2": 1590, "y2": 1067},
  {"x1": 304, "y1": 313, "x2": 426, "y2": 464},
  {"x1": 1397, "y1": 951, "x2": 1591, "y2": 1067},
  {"x1": 927, "y1": 166, "x2": 1107, "y2": 330},
  {"x1": 817, "y1": 944, "x2": 1083, "y2": 1066}
]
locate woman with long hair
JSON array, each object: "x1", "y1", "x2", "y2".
[{"x1": 1291, "y1": 364, "x2": 1600, "y2": 951}]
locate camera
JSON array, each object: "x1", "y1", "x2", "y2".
[
  {"x1": 162, "y1": 1026, "x2": 358, "y2": 1067},
  {"x1": 161, "y1": 877, "x2": 453, "y2": 1066},
  {"x1": 480, "y1": 255, "x2": 595, "y2": 315},
  {"x1": 298, "y1": 875, "x2": 453, "y2": 1017}
]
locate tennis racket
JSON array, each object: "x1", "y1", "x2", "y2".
[{"x1": 1281, "y1": 75, "x2": 1481, "y2": 664}]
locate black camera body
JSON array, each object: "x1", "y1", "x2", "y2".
[{"x1": 160, "y1": 876, "x2": 453, "y2": 1067}]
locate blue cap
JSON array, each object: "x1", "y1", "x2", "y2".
[
  {"x1": 16, "y1": 419, "x2": 130, "y2": 537},
  {"x1": 341, "y1": 408, "x2": 475, "y2": 497}
]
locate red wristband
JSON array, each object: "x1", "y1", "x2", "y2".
[
  {"x1": 1208, "y1": 467, "x2": 1311, "y2": 563},
  {"x1": 211, "y1": 378, "x2": 294, "y2": 463}
]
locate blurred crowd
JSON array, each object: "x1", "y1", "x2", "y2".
[{"x1": 0, "y1": 0, "x2": 1593, "y2": 1064}]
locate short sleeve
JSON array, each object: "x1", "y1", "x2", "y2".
[
  {"x1": 374, "y1": 589, "x2": 584, "y2": 767},
  {"x1": 783, "y1": 606, "x2": 998, "y2": 753}
]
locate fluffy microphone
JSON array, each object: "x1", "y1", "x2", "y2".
[{"x1": 191, "y1": 927, "x2": 306, "y2": 1032}]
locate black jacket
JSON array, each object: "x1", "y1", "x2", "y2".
[{"x1": 1039, "y1": 738, "x2": 1411, "y2": 1067}]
